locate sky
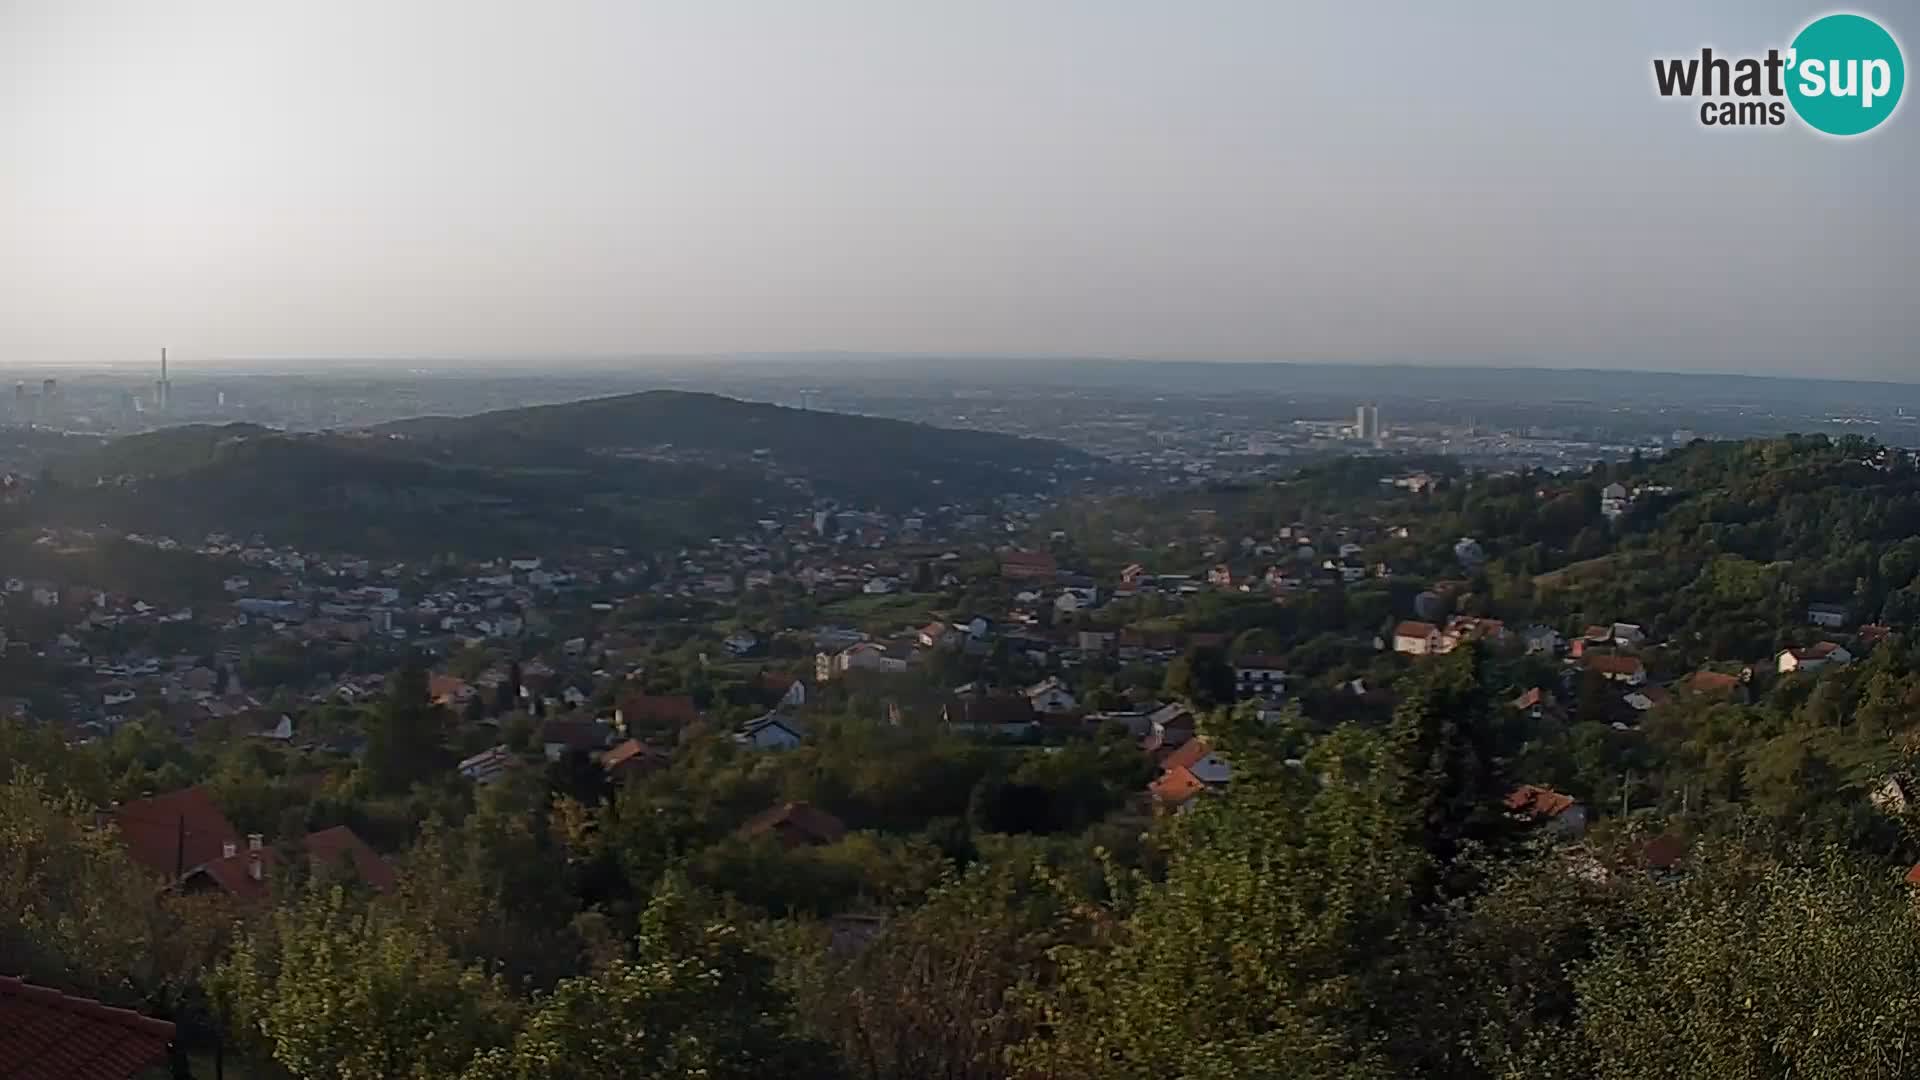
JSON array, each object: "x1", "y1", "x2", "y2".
[{"x1": 1, "y1": 0, "x2": 1916, "y2": 378}]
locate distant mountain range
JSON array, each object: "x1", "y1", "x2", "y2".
[{"x1": 31, "y1": 391, "x2": 1095, "y2": 554}]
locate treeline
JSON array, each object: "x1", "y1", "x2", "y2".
[{"x1": 14, "y1": 649, "x2": 1920, "y2": 1077}]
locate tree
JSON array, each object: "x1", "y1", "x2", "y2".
[
  {"x1": 1164, "y1": 645, "x2": 1236, "y2": 710},
  {"x1": 1018, "y1": 718, "x2": 1428, "y2": 1079},
  {"x1": 1385, "y1": 647, "x2": 1512, "y2": 904},
  {"x1": 361, "y1": 662, "x2": 449, "y2": 795},
  {"x1": 211, "y1": 887, "x2": 514, "y2": 1080},
  {"x1": 461, "y1": 878, "x2": 836, "y2": 1080},
  {"x1": 1528, "y1": 842, "x2": 1920, "y2": 1078}
]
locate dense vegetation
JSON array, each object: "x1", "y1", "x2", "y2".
[{"x1": 16, "y1": 433, "x2": 1920, "y2": 1077}]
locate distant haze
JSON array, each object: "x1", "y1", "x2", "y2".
[{"x1": 2, "y1": 1, "x2": 1915, "y2": 378}]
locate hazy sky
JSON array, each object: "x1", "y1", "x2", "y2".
[{"x1": 2, "y1": 0, "x2": 1916, "y2": 377}]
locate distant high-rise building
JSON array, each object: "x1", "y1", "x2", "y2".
[
  {"x1": 155, "y1": 348, "x2": 173, "y2": 412},
  {"x1": 1355, "y1": 403, "x2": 1381, "y2": 441}
]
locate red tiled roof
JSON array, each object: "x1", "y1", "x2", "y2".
[
  {"x1": 739, "y1": 802, "x2": 848, "y2": 847},
  {"x1": 0, "y1": 976, "x2": 175, "y2": 1080},
  {"x1": 1393, "y1": 620, "x2": 1438, "y2": 639},
  {"x1": 1504, "y1": 784, "x2": 1578, "y2": 819},
  {"x1": 1906, "y1": 862, "x2": 1920, "y2": 888},
  {"x1": 1150, "y1": 766, "x2": 1207, "y2": 806},
  {"x1": 1160, "y1": 737, "x2": 1214, "y2": 774},
  {"x1": 428, "y1": 673, "x2": 471, "y2": 704},
  {"x1": 304, "y1": 826, "x2": 398, "y2": 892},
  {"x1": 111, "y1": 787, "x2": 238, "y2": 881}
]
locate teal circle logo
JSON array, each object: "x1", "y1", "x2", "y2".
[{"x1": 1786, "y1": 13, "x2": 1904, "y2": 135}]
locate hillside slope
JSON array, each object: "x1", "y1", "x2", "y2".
[{"x1": 379, "y1": 390, "x2": 1097, "y2": 503}]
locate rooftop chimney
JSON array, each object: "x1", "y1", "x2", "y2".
[
  {"x1": 222, "y1": 840, "x2": 238, "y2": 859},
  {"x1": 247, "y1": 833, "x2": 263, "y2": 851}
]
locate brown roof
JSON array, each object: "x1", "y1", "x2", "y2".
[
  {"x1": 428, "y1": 673, "x2": 471, "y2": 704},
  {"x1": 1686, "y1": 670, "x2": 1742, "y2": 694},
  {"x1": 1585, "y1": 653, "x2": 1645, "y2": 677},
  {"x1": 1504, "y1": 784, "x2": 1578, "y2": 819},
  {"x1": 183, "y1": 848, "x2": 277, "y2": 902},
  {"x1": 1393, "y1": 620, "x2": 1438, "y2": 639},
  {"x1": 1906, "y1": 862, "x2": 1920, "y2": 888},
  {"x1": 541, "y1": 717, "x2": 613, "y2": 753},
  {"x1": 111, "y1": 787, "x2": 239, "y2": 881},
  {"x1": 304, "y1": 826, "x2": 398, "y2": 892},
  {"x1": 739, "y1": 802, "x2": 848, "y2": 847},
  {"x1": 619, "y1": 693, "x2": 700, "y2": 728},
  {"x1": 0, "y1": 975, "x2": 175, "y2": 1080}
]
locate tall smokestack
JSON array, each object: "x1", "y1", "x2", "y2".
[{"x1": 162, "y1": 347, "x2": 167, "y2": 382}]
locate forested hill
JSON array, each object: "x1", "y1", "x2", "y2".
[
  {"x1": 30, "y1": 423, "x2": 775, "y2": 555},
  {"x1": 1376, "y1": 434, "x2": 1920, "y2": 660},
  {"x1": 23, "y1": 393, "x2": 1096, "y2": 554},
  {"x1": 379, "y1": 389, "x2": 1099, "y2": 503}
]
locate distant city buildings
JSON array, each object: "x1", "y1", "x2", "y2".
[{"x1": 1354, "y1": 403, "x2": 1382, "y2": 442}]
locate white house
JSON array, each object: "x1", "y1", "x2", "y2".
[
  {"x1": 1233, "y1": 657, "x2": 1288, "y2": 699},
  {"x1": 1778, "y1": 642, "x2": 1853, "y2": 674},
  {"x1": 1392, "y1": 621, "x2": 1441, "y2": 656}
]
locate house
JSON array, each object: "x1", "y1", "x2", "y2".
[
  {"x1": 428, "y1": 673, "x2": 473, "y2": 707},
  {"x1": 739, "y1": 801, "x2": 847, "y2": 848},
  {"x1": 722, "y1": 631, "x2": 760, "y2": 657},
  {"x1": 736, "y1": 713, "x2": 808, "y2": 751},
  {"x1": 816, "y1": 641, "x2": 909, "y2": 682},
  {"x1": 1025, "y1": 676, "x2": 1078, "y2": 716},
  {"x1": 862, "y1": 576, "x2": 899, "y2": 595},
  {"x1": 1149, "y1": 738, "x2": 1231, "y2": 811},
  {"x1": 458, "y1": 745, "x2": 518, "y2": 787},
  {"x1": 1120, "y1": 563, "x2": 1149, "y2": 587},
  {"x1": 1, "y1": 975, "x2": 179, "y2": 1077},
  {"x1": 917, "y1": 621, "x2": 952, "y2": 649},
  {"x1": 1520, "y1": 625, "x2": 1562, "y2": 655},
  {"x1": 1610, "y1": 622, "x2": 1646, "y2": 646},
  {"x1": 1510, "y1": 686, "x2": 1559, "y2": 721},
  {"x1": 303, "y1": 826, "x2": 399, "y2": 892},
  {"x1": 615, "y1": 693, "x2": 701, "y2": 732},
  {"x1": 1807, "y1": 602, "x2": 1850, "y2": 629},
  {"x1": 1584, "y1": 653, "x2": 1647, "y2": 686},
  {"x1": 1141, "y1": 701, "x2": 1197, "y2": 751},
  {"x1": 999, "y1": 550, "x2": 1058, "y2": 582},
  {"x1": 1777, "y1": 642, "x2": 1853, "y2": 674},
  {"x1": 943, "y1": 693, "x2": 1038, "y2": 737},
  {"x1": 1600, "y1": 482, "x2": 1630, "y2": 520},
  {"x1": 1206, "y1": 564, "x2": 1233, "y2": 588},
  {"x1": 112, "y1": 787, "x2": 241, "y2": 882},
  {"x1": 760, "y1": 674, "x2": 807, "y2": 710},
  {"x1": 540, "y1": 717, "x2": 614, "y2": 762},
  {"x1": 1503, "y1": 784, "x2": 1588, "y2": 839},
  {"x1": 1683, "y1": 669, "x2": 1748, "y2": 700},
  {"x1": 1392, "y1": 620, "x2": 1442, "y2": 656},
  {"x1": 1439, "y1": 615, "x2": 1506, "y2": 653},
  {"x1": 1233, "y1": 656, "x2": 1288, "y2": 700},
  {"x1": 601, "y1": 738, "x2": 672, "y2": 783},
  {"x1": 1623, "y1": 687, "x2": 1671, "y2": 712}
]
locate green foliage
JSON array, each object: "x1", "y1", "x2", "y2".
[
  {"x1": 211, "y1": 886, "x2": 515, "y2": 1080},
  {"x1": 463, "y1": 878, "x2": 837, "y2": 1080}
]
